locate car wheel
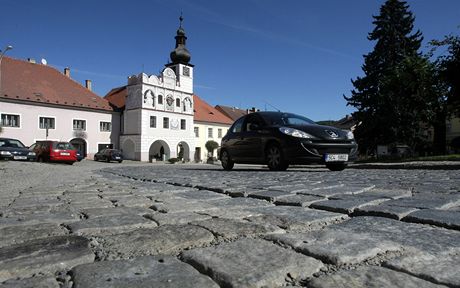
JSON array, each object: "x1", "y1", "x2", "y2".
[
  {"x1": 266, "y1": 144, "x2": 288, "y2": 171},
  {"x1": 220, "y1": 150, "x2": 234, "y2": 171},
  {"x1": 326, "y1": 162, "x2": 347, "y2": 171},
  {"x1": 118, "y1": 160, "x2": 123, "y2": 163}
]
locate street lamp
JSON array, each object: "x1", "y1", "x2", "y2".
[{"x1": 0, "y1": 45, "x2": 13, "y2": 97}]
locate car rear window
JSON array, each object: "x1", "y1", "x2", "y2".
[{"x1": 54, "y1": 142, "x2": 74, "y2": 150}]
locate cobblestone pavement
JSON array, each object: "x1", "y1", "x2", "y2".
[{"x1": 0, "y1": 160, "x2": 459, "y2": 287}]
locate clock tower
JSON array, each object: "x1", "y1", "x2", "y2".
[{"x1": 121, "y1": 16, "x2": 195, "y2": 162}]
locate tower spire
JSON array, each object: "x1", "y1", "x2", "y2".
[{"x1": 169, "y1": 14, "x2": 191, "y2": 65}]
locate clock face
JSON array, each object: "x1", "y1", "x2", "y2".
[{"x1": 183, "y1": 66, "x2": 190, "y2": 76}]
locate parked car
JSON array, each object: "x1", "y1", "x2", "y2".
[
  {"x1": 0, "y1": 137, "x2": 36, "y2": 161},
  {"x1": 218, "y1": 111, "x2": 358, "y2": 171},
  {"x1": 32, "y1": 141, "x2": 77, "y2": 164},
  {"x1": 94, "y1": 149, "x2": 123, "y2": 163}
]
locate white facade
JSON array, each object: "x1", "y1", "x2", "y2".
[
  {"x1": 120, "y1": 65, "x2": 195, "y2": 162},
  {"x1": 193, "y1": 121, "x2": 229, "y2": 162},
  {"x1": 0, "y1": 100, "x2": 120, "y2": 156}
]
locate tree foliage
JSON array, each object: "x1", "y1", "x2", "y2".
[
  {"x1": 205, "y1": 140, "x2": 219, "y2": 154},
  {"x1": 344, "y1": 0, "x2": 434, "y2": 153},
  {"x1": 430, "y1": 35, "x2": 460, "y2": 116}
]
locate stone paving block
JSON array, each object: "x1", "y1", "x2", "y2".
[
  {"x1": 71, "y1": 256, "x2": 219, "y2": 288},
  {"x1": 191, "y1": 218, "x2": 284, "y2": 239},
  {"x1": 0, "y1": 211, "x2": 81, "y2": 228},
  {"x1": 308, "y1": 266, "x2": 445, "y2": 288},
  {"x1": 145, "y1": 212, "x2": 212, "y2": 226},
  {"x1": 196, "y1": 207, "x2": 264, "y2": 220},
  {"x1": 0, "y1": 236, "x2": 95, "y2": 282},
  {"x1": 329, "y1": 188, "x2": 412, "y2": 201},
  {"x1": 224, "y1": 188, "x2": 269, "y2": 197},
  {"x1": 246, "y1": 206, "x2": 348, "y2": 231},
  {"x1": 296, "y1": 184, "x2": 374, "y2": 197},
  {"x1": 248, "y1": 190, "x2": 294, "y2": 202},
  {"x1": 0, "y1": 276, "x2": 60, "y2": 288},
  {"x1": 267, "y1": 230, "x2": 403, "y2": 266},
  {"x1": 384, "y1": 194, "x2": 460, "y2": 210},
  {"x1": 182, "y1": 238, "x2": 324, "y2": 288},
  {"x1": 354, "y1": 204, "x2": 418, "y2": 220},
  {"x1": 150, "y1": 199, "x2": 217, "y2": 213},
  {"x1": 106, "y1": 195, "x2": 153, "y2": 207},
  {"x1": 274, "y1": 194, "x2": 325, "y2": 207},
  {"x1": 100, "y1": 224, "x2": 214, "y2": 259},
  {"x1": 67, "y1": 214, "x2": 157, "y2": 236},
  {"x1": 0, "y1": 223, "x2": 67, "y2": 248},
  {"x1": 68, "y1": 200, "x2": 114, "y2": 210},
  {"x1": 207, "y1": 197, "x2": 274, "y2": 209},
  {"x1": 384, "y1": 248, "x2": 460, "y2": 287},
  {"x1": 403, "y1": 209, "x2": 460, "y2": 230},
  {"x1": 329, "y1": 216, "x2": 460, "y2": 254},
  {"x1": 172, "y1": 190, "x2": 229, "y2": 201},
  {"x1": 82, "y1": 206, "x2": 153, "y2": 218},
  {"x1": 310, "y1": 198, "x2": 389, "y2": 214}
]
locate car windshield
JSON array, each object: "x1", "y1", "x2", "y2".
[
  {"x1": 54, "y1": 142, "x2": 74, "y2": 150},
  {"x1": 0, "y1": 139, "x2": 26, "y2": 148},
  {"x1": 262, "y1": 113, "x2": 316, "y2": 126}
]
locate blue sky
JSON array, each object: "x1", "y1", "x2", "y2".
[{"x1": 2, "y1": 0, "x2": 460, "y2": 121}]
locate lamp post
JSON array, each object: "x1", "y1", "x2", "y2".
[{"x1": 0, "y1": 45, "x2": 13, "y2": 97}]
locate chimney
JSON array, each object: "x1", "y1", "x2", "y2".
[
  {"x1": 64, "y1": 67, "x2": 70, "y2": 78},
  {"x1": 85, "y1": 80, "x2": 92, "y2": 91},
  {"x1": 27, "y1": 58, "x2": 36, "y2": 63}
]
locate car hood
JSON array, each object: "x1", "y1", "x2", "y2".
[{"x1": 286, "y1": 124, "x2": 349, "y2": 140}]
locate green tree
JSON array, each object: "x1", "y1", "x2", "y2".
[
  {"x1": 344, "y1": 0, "x2": 432, "y2": 154},
  {"x1": 431, "y1": 35, "x2": 460, "y2": 116},
  {"x1": 205, "y1": 140, "x2": 219, "y2": 156}
]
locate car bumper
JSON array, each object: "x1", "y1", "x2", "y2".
[
  {"x1": 0, "y1": 155, "x2": 36, "y2": 161},
  {"x1": 50, "y1": 156, "x2": 76, "y2": 162},
  {"x1": 283, "y1": 139, "x2": 358, "y2": 164}
]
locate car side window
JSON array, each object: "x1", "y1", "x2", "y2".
[
  {"x1": 244, "y1": 115, "x2": 264, "y2": 132},
  {"x1": 231, "y1": 117, "x2": 244, "y2": 133}
]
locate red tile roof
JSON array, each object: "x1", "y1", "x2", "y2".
[
  {"x1": 193, "y1": 95, "x2": 234, "y2": 125},
  {"x1": 0, "y1": 57, "x2": 113, "y2": 111},
  {"x1": 104, "y1": 86, "x2": 127, "y2": 109}
]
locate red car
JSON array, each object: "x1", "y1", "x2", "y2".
[{"x1": 32, "y1": 141, "x2": 77, "y2": 164}]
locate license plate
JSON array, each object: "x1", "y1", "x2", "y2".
[
  {"x1": 61, "y1": 152, "x2": 70, "y2": 156},
  {"x1": 115, "y1": 156, "x2": 120, "y2": 159},
  {"x1": 325, "y1": 154, "x2": 348, "y2": 162},
  {"x1": 14, "y1": 156, "x2": 27, "y2": 160}
]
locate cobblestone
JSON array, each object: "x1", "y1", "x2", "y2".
[{"x1": 0, "y1": 160, "x2": 459, "y2": 287}]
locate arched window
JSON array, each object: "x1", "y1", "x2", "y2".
[
  {"x1": 176, "y1": 98, "x2": 181, "y2": 107},
  {"x1": 158, "y1": 95, "x2": 163, "y2": 105}
]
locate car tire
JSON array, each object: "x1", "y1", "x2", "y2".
[
  {"x1": 266, "y1": 144, "x2": 288, "y2": 171},
  {"x1": 326, "y1": 162, "x2": 347, "y2": 171},
  {"x1": 118, "y1": 160, "x2": 122, "y2": 163},
  {"x1": 220, "y1": 150, "x2": 234, "y2": 171}
]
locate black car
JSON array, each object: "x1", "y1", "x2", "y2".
[
  {"x1": 0, "y1": 137, "x2": 36, "y2": 161},
  {"x1": 219, "y1": 112, "x2": 358, "y2": 171},
  {"x1": 94, "y1": 149, "x2": 123, "y2": 163}
]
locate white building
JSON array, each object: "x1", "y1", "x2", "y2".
[
  {"x1": 0, "y1": 57, "x2": 120, "y2": 157},
  {"x1": 105, "y1": 17, "x2": 195, "y2": 162}
]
